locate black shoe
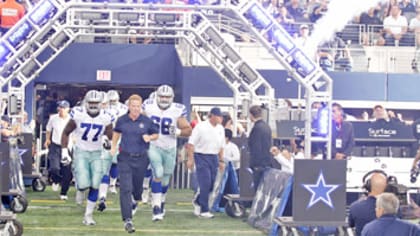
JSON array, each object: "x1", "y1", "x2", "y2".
[
  {"x1": 97, "y1": 197, "x2": 106, "y2": 212},
  {"x1": 124, "y1": 220, "x2": 135, "y2": 234}
]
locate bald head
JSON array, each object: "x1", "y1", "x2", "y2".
[{"x1": 370, "y1": 173, "x2": 387, "y2": 195}]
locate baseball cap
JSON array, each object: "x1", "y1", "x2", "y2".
[
  {"x1": 57, "y1": 100, "x2": 70, "y2": 108},
  {"x1": 300, "y1": 24, "x2": 309, "y2": 30},
  {"x1": 209, "y1": 107, "x2": 222, "y2": 117}
]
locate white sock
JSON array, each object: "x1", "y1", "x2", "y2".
[
  {"x1": 143, "y1": 177, "x2": 151, "y2": 189},
  {"x1": 110, "y1": 178, "x2": 117, "y2": 186},
  {"x1": 161, "y1": 193, "x2": 166, "y2": 204},
  {"x1": 98, "y1": 183, "x2": 108, "y2": 199},
  {"x1": 85, "y1": 200, "x2": 96, "y2": 217},
  {"x1": 151, "y1": 193, "x2": 162, "y2": 208}
]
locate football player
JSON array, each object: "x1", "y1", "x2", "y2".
[
  {"x1": 142, "y1": 85, "x2": 192, "y2": 221},
  {"x1": 61, "y1": 90, "x2": 114, "y2": 225}
]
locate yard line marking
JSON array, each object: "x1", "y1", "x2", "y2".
[{"x1": 25, "y1": 227, "x2": 260, "y2": 234}]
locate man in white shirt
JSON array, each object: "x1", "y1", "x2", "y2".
[
  {"x1": 270, "y1": 146, "x2": 294, "y2": 174},
  {"x1": 383, "y1": 4, "x2": 410, "y2": 46},
  {"x1": 223, "y1": 129, "x2": 240, "y2": 174},
  {"x1": 44, "y1": 100, "x2": 71, "y2": 199},
  {"x1": 187, "y1": 107, "x2": 225, "y2": 219}
]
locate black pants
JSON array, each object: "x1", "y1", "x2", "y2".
[
  {"x1": 251, "y1": 166, "x2": 268, "y2": 192},
  {"x1": 48, "y1": 143, "x2": 73, "y2": 195},
  {"x1": 117, "y1": 152, "x2": 149, "y2": 221}
]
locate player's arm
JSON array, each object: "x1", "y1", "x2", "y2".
[
  {"x1": 177, "y1": 117, "x2": 192, "y2": 137},
  {"x1": 412, "y1": 148, "x2": 420, "y2": 169},
  {"x1": 104, "y1": 123, "x2": 113, "y2": 140},
  {"x1": 61, "y1": 120, "x2": 77, "y2": 148}
]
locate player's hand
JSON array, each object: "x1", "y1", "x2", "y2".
[
  {"x1": 169, "y1": 124, "x2": 181, "y2": 136},
  {"x1": 143, "y1": 134, "x2": 151, "y2": 143},
  {"x1": 44, "y1": 139, "x2": 51, "y2": 149},
  {"x1": 110, "y1": 147, "x2": 116, "y2": 157},
  {"x1": 218, "y1": 161, "x2": 225, "y2": 171},
  {"x1": 61, "y1": 148, "x2": 72, "y2": 166},
  {"x1": 102, "y1": 137, "x2": 111, "y2": 150},
  {"x1": 186, "y1": 159, "x2": 194, "y2": 170}
]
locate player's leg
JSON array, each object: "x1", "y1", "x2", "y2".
[
  {"x1": 160, "y1": 147, "x2": 177, "y2": 217},
  {"x1": 73, "y1": 148, "x2": 95, "y2": 224},
  {"x1": 109, "y1": 143, "x2": 120, "y2": 194},
  {"x1": 109, "y1": 163, "x2": 118, "y2": 193},
  {"x1": 88, "y1": 150, "x2": 107, "y2": 223},
  {"x1": 98, "y1": 151, "x2": 112, "y2": 212},
  {"x1": 148, "y1": 145, "x2": 164, "y2": 221}
]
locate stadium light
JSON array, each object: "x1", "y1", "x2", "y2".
[
  {"x1": 246, "y1": 4, "x2": 272, "y2": 29},
  {"x1": 29, "y1": 0, "x2": 57, "y2": 26},
  {"x1": 290, "y1": 49, "x2": 316, "y2": 77},
  {"x1": 271, "y1": 26, "x2": 295, "y2": 54},
  {"x1": 238, "y1": 63, "x2": 258, "y2": 84},
  {"x1": 317, "y1": 106, "x2": 329, "y2": 136},
  {"x1": 154, "y1": 13, "x2": 177, "y2": 24},
  {"x1": 117, "y1": 12, "x2": 140, "y2": 22},
  {"x1": 221, "y1": 44, "x2": 240, "y2": 64},
  {"x1": 7, "y1": 21, "x2": 33, "y2": 47},
  {"x1": 0, "y1": 43, "x2": 11, "y2": 67},
  {"x1": 204, "y1": 27, "x2": 224, "y2": 47}
]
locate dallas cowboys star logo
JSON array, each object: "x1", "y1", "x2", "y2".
[{"x1": 301, "y1": 171, "x2": 340, "y2": 209}]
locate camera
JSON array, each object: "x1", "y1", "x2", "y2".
[
  {"x1": 410, "y1": 160, "x2": 420, "y2": 183},
  {"x1": 410, "y1": 167, "x2": 420, "y2": 183}
]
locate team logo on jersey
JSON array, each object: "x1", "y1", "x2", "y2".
[{"x1": 139, "y1": 123, "x2": 144, "y2": 129}]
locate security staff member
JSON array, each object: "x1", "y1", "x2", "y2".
[
  {"x1": 331, "y1": 103, "x2": 354, "y2": 159},
  {"x1": 110, "y1": 94, "x2": 159, "y2": 234},
  {"x1": 248, "y1": 105, "x2": 272, "y2": 191}
]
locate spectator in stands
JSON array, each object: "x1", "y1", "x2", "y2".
[
  {"x1": 409, "y1": 7, "x2": 420, "y2": 46},
  {"x1": 276, "y1": 5, "x2": 295, "y2": 34},
  {"x1": 331, "y1": 103, "x2": 354, "y2": 160},
  {"x1": 286, "y1": 0, "x2": 307, "y2": 23},
  {"x1": 383, "y1": 4, "x2": 411, "y2": 46},
  {"x1": 310, "y1": 0, "x2": 328, "y2": 23},
  {"x1": 262, "y1": 0, "x2": 280, "y2": 17},
  {"x1": 317, "y1": 34, "x2": 347, "y2": 71},
  {"x1": 306, "y1": 0, "x2": 320, "y2": 19},
  {"x1": 0, "y1": 0, "x2": 25, "y2": 35},
  {"x1": 362, "y1": 193, "x2": 420, "y2": 236},
  {"x1": 399, "y1": 0, "x2": 416, "y2": 15},
  {"x1": 372, "y1": 105, "x2": 402, "y2": 124},
  {"x1": 360, "y1": 7, "x2": 385, "y2": 46},
  {"x1": 295, "y1": 24, "x2": 310, "y2": 47},
  {"x1": 348, "y1": 171, "x2": 388, "y2": 236}
]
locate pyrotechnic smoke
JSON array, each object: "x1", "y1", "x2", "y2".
[{"x1": 304, "y1": 0, "x2": 388, "y2": 56}]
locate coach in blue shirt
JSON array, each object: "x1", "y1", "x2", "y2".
[
  {"x1": 362, "y1": 193, "x2": 420, "y2": 236},
  {"x1": 110, "y1": 94, "x2": 159, "y2": 234},
  {"x1": 348, "y1": 172, "x2": 387, "y2": 236}
]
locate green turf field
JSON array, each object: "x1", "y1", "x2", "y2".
[{"x1": 18, "y1": 187, "x2": 264, "y2": 236}]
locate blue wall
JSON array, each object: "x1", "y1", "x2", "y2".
[{"x1": 27, "y1": 43, "x2": 420, "y2": 116}]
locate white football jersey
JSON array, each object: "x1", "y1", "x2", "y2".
[
  {"x1": 107, "y1": 102, "x2": 128, "y2": 119},
  {"x1": 143, "y1": 99, "x2": 187, "y2": 149},
  {"x1": 70, "y1": 106, "x2": 114, "y2": 151}
]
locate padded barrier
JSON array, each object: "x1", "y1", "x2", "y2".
[{"x1": 247, "y1": 168, "x2": 292, "y2": 232}]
